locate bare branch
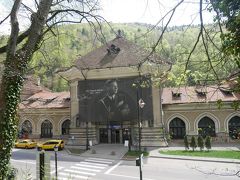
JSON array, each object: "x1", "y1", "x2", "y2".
[
  {"x1": 7, "y1": 0, "x2": 22, "y2": 57},
  {"x1": 0, "y1": 29, "x2": 30, "y2": 54},
  {"x1": 0, "y1": 14, "x2": 10, "y2": 25}
]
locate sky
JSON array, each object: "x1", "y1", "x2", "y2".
[
  {"x1": 100, "y1": 0, "x2": 214, "y2": 26},
  {"x1": 0, "y1": 0, "x2": 215, "y2": 35}
]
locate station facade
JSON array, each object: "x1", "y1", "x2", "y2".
[{"x1": 18, "y1": 37, "x2": 240, "y2": 146}]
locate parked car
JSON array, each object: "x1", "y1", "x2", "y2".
[
  {"x1": 37, "y1": 140, "x2": 64, "y2": 151},
  {"x1": 15, "y1": 139, "x2": 37, "y2": 149}
]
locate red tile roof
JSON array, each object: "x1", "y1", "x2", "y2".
[
  {"x1": 20, "y1": 76, "x2": 50, "y2": 100},
  {"x1": 162, "y1": 86, "x2": 240, "y2": 105},
  {"x1": 20, "y1": 90, "x2": 70, "y2": 109}
]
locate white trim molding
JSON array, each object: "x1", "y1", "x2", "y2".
[
  {"x1": 224, "y1": 112, "x2": 240, "y2": 133},
  {"x1": 19, "y1": 118, "x2": 35, "y2": 134},
  {"x1": 37, "y1": 116, "x2": 54, "y2": 134},
  {"x1": 194, "y1": 112, "x2": 220, "y2": 134},
  {"x1": 166, "y1": 113, "x2": 190, "y2": 134},
  {"x1": 58, "y1": 116, "x2": 71, "y2": 134}
]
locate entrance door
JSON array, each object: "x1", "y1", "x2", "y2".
[
  {"x1": 99, "y1": 128, "x2": 108, "y2": 143},
  {"x1": 111, "y1": 129, "x2": 120, "y2": 144},
  {"x1": 122, "y1": 128, "x2": 131, "y2": 143}
]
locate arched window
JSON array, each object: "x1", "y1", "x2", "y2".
[
  {"x1": 20, "y1": 120, "x2": 32, "y2": 138},
  {"x1": 169, "y1": 118, "x2": 186, "y2": 139},
  {"x1": 62, "y1": 119, "x2": 71, "y2": 135},
  {"x1": 198, "y1": 116, "x2": 215, "y2": 137},
  {"x1": 228, "y1": 116, "x2": 240, "y2": 139},
  {"x1": 41, "y1": 120, "x2": 53, "y2": 138}
]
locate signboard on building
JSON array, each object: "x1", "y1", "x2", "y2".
[{"x1": 78, "y1": 76, "x2": 153, "y2": 123}]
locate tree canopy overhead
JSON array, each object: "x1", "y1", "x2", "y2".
[{"x1": 0, "y1": 0, "x2": 239, "y2": 178}]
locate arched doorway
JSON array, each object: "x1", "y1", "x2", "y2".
[
  {"x1": 62, "y1": 119, "x2": 71, "y2": 135},
  {"x1": 169, "y1": 118, "x2": 186, "y2": 139},
  {"x1": 41, "y1": 120, "x2": 53, "y2": 138},
  {"x1": 198, "y1": 116, "x2": 215, "y2": 137},
  {"x1": 228, "y1": 116, "x2": 240, "y2": 139},
  {"x1": 20, "y1": 120, "x2": 32, "y2": 139}
]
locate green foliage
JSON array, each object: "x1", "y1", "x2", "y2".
[
  {"x1": 160, "y1": 150, "x2": 240, "y2": 159},
  {"x1": 190, "y1": 136, "x2": 197, "y2": 151},
  {"x1": 217, "y1": 99, "x2": 223, "y2": 109},
  {"x1": 231, "y1": 100, "x2": 240, "y2": 110},
  {"x1": 0, "y1": 23, "x2": 237, "y2": 91},
  {"x1": 197, "y1": 135, "x2": 204, "y2": 151},
  {"x1": 184, "y1": 135, "x2": 189, "y2": 150},
  {"x1": 205, "y1": 136, "x2": 212, "y2": 151}
]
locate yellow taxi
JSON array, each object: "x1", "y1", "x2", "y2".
[
  {"x1": 37, "y1": 140, "x2": 64, "y2": 151},
  {"x1": 15, "y1": 139, "x2": 37, "y2": 149}
]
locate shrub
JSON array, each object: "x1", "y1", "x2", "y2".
[
  {"x1": 190, "y1": 136, "x2": 197, "y2": 151},
  {"x1": 5, "y1": 165, "x2": 17, "y2": 180},
  {"x1": 184, "y1": 135, "x2": 189, "y2": 150},
  {"x1": 197, "y1": 135, "x2": 204, "y2": 151},
  {"x1": 205, "y1": 136, "x2": 212, "y2": 151}
]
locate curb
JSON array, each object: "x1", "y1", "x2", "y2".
[{"x1": 149, "y1": 155, "x2": 240, "y2": 164}]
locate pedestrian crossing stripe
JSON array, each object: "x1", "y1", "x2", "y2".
[
  {"x1": 79, "y1": 162, "x2": 108, "y2": 167},
  {"x1": 58, "y1": 172, "x2": 89, "y2": 180},
  {"x1": 84, "y1": 159, "x2": 113, "y2": 164},
  {"x1": 88, "y1": 157, "x2": 114, "y2": 162},
  {"x1": 64, "y1": 169, "x2": 96, "y2": 176},
  {"x1": 71, "y1": 165, "x2": 101, "y2": 172},
  {"x1": 54, "y1": 157, "x2": 114, "y2": 180}
]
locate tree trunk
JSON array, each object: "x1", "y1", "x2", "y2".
[{"x1": 0, "y1": 0, "x2": 53, "y2": 178}]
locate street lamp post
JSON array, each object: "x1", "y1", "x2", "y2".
[
  {"x1": 54, "y1": 146, "x2": 58, "y2": 180},
  {"x1": 86, "y1": 121, "x2": 89, "y2": 150},
  {"x1": 138, "y1": 98, "x2": 145, "y2": 152}
]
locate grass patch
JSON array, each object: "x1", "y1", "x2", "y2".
[
  {"x1": 125, "y1": 150, "x2": 149, "y2": 157},
  {"x1": 67, "y1": 148, "x2": 85, "y2": 154},
  {"x1": 159, "y1": 150, "x2": 240, "y2": 159}
]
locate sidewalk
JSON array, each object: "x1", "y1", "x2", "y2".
[
  {"x1": 72, "y1": 144, "x2": 129, "y2": 160},
  {"x1": 148, "y1": 144, "x2": 240, "y2": 164}
]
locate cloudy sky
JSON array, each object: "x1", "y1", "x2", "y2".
[
  {"x1": 0, "y1": 0, "x2": 214, "y2": 35},
  {"x1": 100, "y1": 0, "x2": 214, "y2": 25}
]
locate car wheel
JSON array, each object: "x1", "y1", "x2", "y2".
[
  {"x1": 37, "y1": 147, "x2": 42, "y2": 151},
  {"x1": 25, "y1": 146, "x2": 28, "y2": 149}
]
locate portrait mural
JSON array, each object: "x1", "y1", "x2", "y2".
[{"x1": 78, "y1": 77, "x2": 153, "y2": 123}]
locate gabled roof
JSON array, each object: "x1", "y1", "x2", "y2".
[
  {"x1": 20, "y1": 76, "x2": 50, "y2": 100},
  {"x1": 20, "y1": 90, "x2": 70, "y2": 109},
  {"x1": 75, "y1": 36, "x2": 170, "y2": 70},
  {"x1": 162, "y1": 86, "x2": 240, "y2": 105}
]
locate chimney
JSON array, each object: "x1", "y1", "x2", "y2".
[
  {"x1": 37, "y1": 77, "x2": 41, "y2": 86},
  {"x1": 116, "y1": 29, "x2": 123, "y2": 38}
]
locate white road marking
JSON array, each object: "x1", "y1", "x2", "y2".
[
  {"x1": 64, "y1": 169, "x2": 96, "y2": 176},
  {"x1": 11, "y1": 159, "x2": 36, "y2": 165},
  {"x1": 105, "y1": 161, "x2": 122, "y2": 174},
  {"x1": 59, "y1": 172, "x2": 89, "y2": 180},
  {"x1": 85, "y1": 159, "x2": 113, "y2": 164},
  {"x1": 88, "y1": 157, "x2": 114, "y2": 162},
  {"x1": 107, "y1": 173, "x2": 155, "y2": 180},
  {"x1": 71, "y1": 165, "x2": 101, "y2": 172},
  {"x1": 12, "y1": 149, "x2": 21, "y2": 152},
  {"x1": 80, "y1": 161, "x2": 109, "y2": 167},
  {"x1": 50, "y1": 166, "x2": 64, "y2": 174}
]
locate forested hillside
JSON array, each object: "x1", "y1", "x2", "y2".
[{"x1": 0, "y1": 23, "x2": 237, "y2": 91}]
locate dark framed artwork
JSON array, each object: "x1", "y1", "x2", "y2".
[{"x1": 78, "y1": 76, "x2": 153, "y2": 123}]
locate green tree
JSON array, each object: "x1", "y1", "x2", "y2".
[
  {"x1": 205, "y1": 136, "x2": 212, "y2": 151},
  {"x1": 184, "y1": 135, "x2": 189, "y2": 150},
  {"x1": 197, "y1": 135, "x2": 204, "y2": 151},
  {"x1": 190, "y1": 136, "x2": 197, "y2": 151},
  {"x1": 0, "y1": 0, "x2": 102, "y2": 178}
]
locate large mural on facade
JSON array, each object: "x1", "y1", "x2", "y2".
[{"x1": 78, "y1": 77, "x2": 153, "y2": 123}]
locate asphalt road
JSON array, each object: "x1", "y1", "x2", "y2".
[{"x1": 11, "y1": 148, "x2": 240, "y2": 180}]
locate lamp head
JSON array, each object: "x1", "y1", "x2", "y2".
[
  {"x1": 138, "y1": 99, "x2": 145, "y2": 108},
  {"x1": 54, "y1": 145, "x2": 58, "y2": 152}
]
